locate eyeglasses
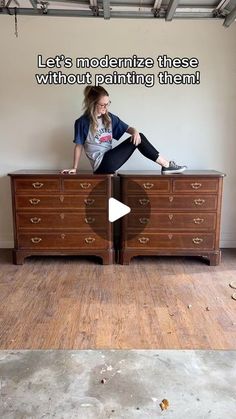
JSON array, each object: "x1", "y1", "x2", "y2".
[{"x1": 97, "y1": 101, "x2": 111, "y2": 108}]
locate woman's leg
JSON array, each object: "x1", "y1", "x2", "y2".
[{"x1": 94, "y1": 133, "x2": 160, "y2": 174}]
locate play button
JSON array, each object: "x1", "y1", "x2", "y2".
[{"x1": 109, "y1": 198, "x2": 131, "y2": 222}]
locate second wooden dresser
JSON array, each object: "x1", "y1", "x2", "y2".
[
  {"x1": 8, "y1": 171, "x2": 114, "y2": 265},
  {"x1": 119, "y1": 170, "x2": 225, "y2": 265}
]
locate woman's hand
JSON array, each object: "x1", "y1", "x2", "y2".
[
  {"x1": 127, "y1": 127, "x2": 141, "y2": 146},
  {"x1": 131, "y1": 131, "x2": 141, "y2": 146},
  {"x1": 61, "y1": 168, "x2": 77, "y2": 174}
]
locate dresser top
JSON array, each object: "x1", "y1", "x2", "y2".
[
  {"x1": 8, "y1": 169, "x2": 225, "y2": 178},
  {"x1": 118, "y1": 170, "x2": 225, "y2": 177},
  {"x1": 8, "y1": 170, "x2": 113, "y2": 178}
]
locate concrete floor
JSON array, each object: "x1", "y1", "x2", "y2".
[{"x1": 0, "y1": 350, "x2": 236, "y2": 418}]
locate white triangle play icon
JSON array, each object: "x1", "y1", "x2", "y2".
[{"x1": 108, "y1": 198, "x2": 131, "y2": 222}]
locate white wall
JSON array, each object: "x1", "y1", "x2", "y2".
[{"x1": 0, "y1": 17, "x2": 236, "y2": 248}]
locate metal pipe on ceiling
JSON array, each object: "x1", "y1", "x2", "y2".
[
  {"x1": 223, "y1": 5, "x2": 236, "y2": 27},
  {"x1": 0, "y1": 0, "x2": 234, "y2": 26},
  {"x1": 165, "y1": 0, "x2": 179, "y2": 21}
]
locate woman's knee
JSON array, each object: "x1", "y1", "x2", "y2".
[{"x1": 139, "y1": 132, "x2": 148, "y2": 143}]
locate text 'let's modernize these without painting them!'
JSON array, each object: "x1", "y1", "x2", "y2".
[{"x1": 35, "y1": 54, "x2": 201, "y2": 87}]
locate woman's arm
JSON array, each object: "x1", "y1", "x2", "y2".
[
  {"x1": 126, "y1": 126, "x2": 141, "y2": 146},
  {"x1": 61, "y1": 144, "x2": 83, "y2": 174}
]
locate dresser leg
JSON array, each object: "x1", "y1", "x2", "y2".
[
  {"x1": 119, "y1": 251, "x2": 131, "y2": 265},
  {"x1": 13, "y1": 250, "x2": 25, "y2": 265},
  {"x1": 101, "y1": 250, "x2": 114, "y2": 265},
  {"x1": 209, "y1": 251, "x2": 221, "y2": 266}
]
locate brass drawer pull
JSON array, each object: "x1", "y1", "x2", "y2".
[
  {"x1": 85, "y1": 217, "x2": 95, "y2": 224},
  {"x1": 80, "y1": 183, "x2": 91, "y2": 189},
  {"x1": 194, "y1": 199, "x2": 205, "y2": 206},
  {"x1": 32, "y1": 182, "x2": 44, "y2": 189},
  {"x1": 168, "y1": 214, "x2": 174, "y2": 220},
  {"x1": 192, "y1": 237, "x2": 203, "y2": 244},
  {"x1": 139, "y1": 198, "x2": 150, "y2": 206},
  {"x1": 193, "y1": 217, "x2": 204, "y2": 224},
  {"x1": 30, "y1": 217, "x2": 41, "y2": 224},
  {"x1": 29, "y1": 198, "x2": 40, "y2": 205},
  {"x1": 143, "y1": 182, "x2": 154, "y2": 190},
  {"x1": 138, "y1": 237, "x2": 149, "y2": 244},
  {"x1": 191, "y1": 182, "x2": 202, "y2": 190},
  {"x1": 85, "y1": 237, "x2": 95, "y2": 244},
  {"x1": 139, "y1": 217, "x2": 149, "y2": 224},
  {"x1": 84, "y1": 199, "x2": 95, "y2": 206},
  {"x1": 31, "y1": 237, "x2": 42, "y2": 243}
]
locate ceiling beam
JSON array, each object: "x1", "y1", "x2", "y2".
[
  {"x1": 213, "y1": 0, "x2": 231, "y2": 17},
  {"x1": 166, "y1": 0, "x2": 179, "y2": 21},
  {"x1": 29, "y1": 0, "x2": 38, "y2": 8},
  {"x1": 223, "y1": 5, "x2": 236, "y2": 27},
  {"x1": 89, "y1": 0, "x2": 99, "y2": 16},
  {"x1": 103, "y1": 0, "x2": 110, "y2": 19},
  {"x1": 216, "y1": 0, "x2": 231, "y2": 10},
  {"x1": 153, "y1": 0, "x2": 162, "y2": 9},
  {"x1": 176, "y1": 7, "x2": 214, "y2": 14},
  {"x1": 0, "y1": 4, "x2": 229, "y2": 20},
  {"x1": 152, "y1": 0, "x2": 162, "y2": 17},
  {"x1": 1, "y1": 7, "x2": 95, "y2": 16},
  {"x1": 6, "y1": 0, "x2": 19, "y2": 6}
]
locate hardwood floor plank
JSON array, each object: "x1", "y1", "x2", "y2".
[{"x1": 0, "y1": 250, "x2": 236, "y2": 349}]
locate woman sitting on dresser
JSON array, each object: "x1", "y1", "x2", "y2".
[{"x1": 61, "y1": 85, "x2": 187, "y2": 175}]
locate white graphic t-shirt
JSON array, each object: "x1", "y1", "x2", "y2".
[{"x1": 84, "y1": 117, "x2": 112, "y2": 171}]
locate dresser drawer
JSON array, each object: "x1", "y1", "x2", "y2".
[
  {"x1": 63, "y1": 178, "x2": 107, "y2": 193},
  {"x1": 173, "y1": 178, "x2": 218, "y2": 193},
  {"x1": 16, "y1": 212, "x2": 107, "y2": 230},
  {"x1": 124, "y1": 178, "x2": 170, "y2": 193},
  {"x1": 126, "y1": 212, "x2": 216, "y2": 231},
  {"x1": 127, "y1": 195, "x2": 218, "y2": 211},
  {"x1": 126, "y1": 233, "x2": 215, "y2": 250},
  {"x1": 16, "y1": 195, "x2": 107, "y2": 210},
  {"x1": 18, "y1": 232, "x2": 108, "y2": 249},
  {"x1": 14, "y1": 178, "x2": 60, "y2": 193}
]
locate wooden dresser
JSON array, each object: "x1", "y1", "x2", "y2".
[
  {"x1": 8, "y1": 171, "x2": 114, "y2": 265},
  {"x1": 119, "y1": 170, "x2": 225, "y2": 265}
]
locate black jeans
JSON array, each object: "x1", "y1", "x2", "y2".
[{"x1": 94, "y1": 133, "x2": 160, "y2": 174}]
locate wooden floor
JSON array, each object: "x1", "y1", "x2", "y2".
[{"x1": 0, "y1": 249, "x2": 236, "y2": 350}]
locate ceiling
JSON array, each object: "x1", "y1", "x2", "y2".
[{"x1": 1, "y1": 0, "x2": 236, "y2": 27}]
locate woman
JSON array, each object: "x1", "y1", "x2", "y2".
[{"x1": 61, "y1": 86, "x2": 187, "y2": 175}]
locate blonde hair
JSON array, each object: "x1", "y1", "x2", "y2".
[{"x1": 83, "y1": 86, "x2": 111, "y2": 134}]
